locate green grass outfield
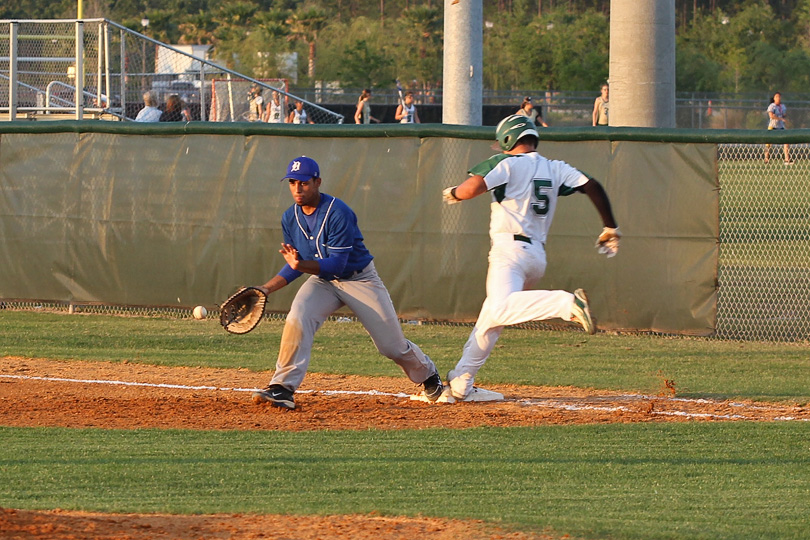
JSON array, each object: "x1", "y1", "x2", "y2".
[
  {"x1": 716, "y1": 157, "x2": 810, "y2": 341},
  {"x1": 1, "y1": 311, "x2": 809, "y2": 539}
]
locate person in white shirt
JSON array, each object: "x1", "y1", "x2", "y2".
[
  {"x1": 287, "y1": 100, "x2": 314, "y2": 124},
  {"x1": 440, "y1": 114, "x2": 621, "y2": 402},
  {"x1": 264, "y1": 91, "x2": 285, "y2": 123},
  {"x1": 765, "y1": 92, "x2": 793, "y2": 164},
  {"x1": 134, "y1": 91, "x2": 161, "y2": 122},
  {"x1": 395, "y1": 91, "x2": 420, "y2": 124}
]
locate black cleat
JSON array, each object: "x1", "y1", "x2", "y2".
[
  {"x1": 422, "y1": 372, "x2": 444, "y2": 403},
  {"x1": 252, "y1": 384, "x2": 295, "y2": 410}
]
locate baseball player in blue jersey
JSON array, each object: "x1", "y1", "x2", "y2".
[
  {"x1": 441, "y1": 115, "x2": 621, "y2": 402},
  {"x1": 252, "y1": 156, "x2": 443, "y2": 409}
]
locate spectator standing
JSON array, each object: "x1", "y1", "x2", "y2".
[
  {"x1": 765, "y1": 92, "x2": 793, "y2": 165},
  {"x1": 354, "y1": 89, "x2": 380, "y2": 124},
  {"x1": 247, "y1": 83, "x2": 264, "y2": 122},
  {"x1": 265, "y1": 91, "x2": 285, "y2": 123},
  {"x1": 516, "y1": 96, "x2": 548, "y2": 128},
  {"x1": 395, "y1": 91, "x2": 420, "y2": 124},
  {"x1": 287, "y1": 100, "x2": 314, "y2": 124},
  {"x1": 592, "y1": 83, "x2": 609, "y2": 127},
  {"x1": 135, "y1": 91, "x2": 161, "y2": 122}
]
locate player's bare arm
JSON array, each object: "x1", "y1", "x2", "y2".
[
  {"x1": 453, "y1": 175, "x2": 488, "y2": 201},
  {"x1": 579, "y1": 178, "x2": 617, "y2": 229},
  {"x1": 579, "y1": 177, "x2": 621, "y2": 257},
  {"x1": 444, "y1": 140, "x2": 535, "y2": 204},
  {"x1": 258, "y1": 274, "x2": 288, "y2": 295}
]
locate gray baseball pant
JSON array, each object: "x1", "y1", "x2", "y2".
[{"x1": 269, "y1": 261, "x2": 436, "y2": 391}]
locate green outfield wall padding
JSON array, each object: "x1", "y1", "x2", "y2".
[{"x1": 0, "y1": 123, "x2": 718, "y2": 334}]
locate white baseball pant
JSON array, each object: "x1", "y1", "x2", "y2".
[
  {"x1": 270, "y1": 261, "x2": 436, "y2": 391},
  {"x1": 449, "y1": 235, "x2": 576, "y2": 399}
]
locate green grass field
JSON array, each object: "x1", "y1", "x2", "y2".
[
  {"x1": 717, "y1": 157, "x2": 810, "y2": 341},
  {"x1": 2, "y1": 311, "x2": 809, "y2": 402},
  {"x1": 1, "y1": 310, "x2": 810, "y2": 539}
]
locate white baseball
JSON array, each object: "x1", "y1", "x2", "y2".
[{"x1": 192, "y1": 306, "x2": 207, "y2": 320}]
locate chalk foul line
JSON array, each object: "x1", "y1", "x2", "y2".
[{"x1": 1, "y1": 374, "x2": 806, "y2": 421}]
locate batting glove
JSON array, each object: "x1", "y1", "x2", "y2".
[
  {"x1": 595, "y1": 227, "x2": 621, "y2": 258},
  {"x1": 442, "y1": 186, "x2": 462, "y2": 205}
]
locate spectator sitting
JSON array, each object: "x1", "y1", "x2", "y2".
[
  {"x1": 135, "y1": 91, "x2": 161, "y2": 122},
  {"x1": 160, "y1": 94, "x2": 188, "y2": 122}
]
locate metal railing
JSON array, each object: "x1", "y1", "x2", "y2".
[{"x1": 1, "y1": 19, "x2": 344, "y2": 124}]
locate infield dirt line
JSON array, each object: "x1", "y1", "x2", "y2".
[{"x1": 2, "y1": 373, "x2": 807, "y2": 422}]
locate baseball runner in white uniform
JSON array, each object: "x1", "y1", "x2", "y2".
[
  {"x1": 441, "y1": 115, "x2": 621, "y2": 402},
  {"x1": 251, "y1": 156, "x2": 443, "y2": 410}
]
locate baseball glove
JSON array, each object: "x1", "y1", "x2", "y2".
[
  {"x1": 595, "y1": 227, "x2": 622, "y2": 258},
  {"x1": 220, "y1": 287, "x2": 267, "y2": 334}
]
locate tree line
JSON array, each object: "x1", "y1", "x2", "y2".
[{"x1": 5, "y1": 0, "x2": 810, "y2": 94}]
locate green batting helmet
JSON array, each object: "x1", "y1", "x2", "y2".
[{"x1": 495, "y1": 114, "x2": 539, "y2": 151}]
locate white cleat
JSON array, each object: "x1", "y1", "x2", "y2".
[{"x1": 437, "y1": 386, "x2": 504, "y2": 403}]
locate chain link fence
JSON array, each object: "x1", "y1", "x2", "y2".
[
  {"x1": 0, "y1": 19, "x2": 343, "y2": 124},
  {"x1": 0, "y1": 300, "x2": 481, "y2": 329},
  {"x1": 717, "y1": 142, "x2": 810, "y2": 341},
  {"x1": 296, "y1": 88, "x2": 810, "y2": 129}
]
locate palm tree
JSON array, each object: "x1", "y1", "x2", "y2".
[
  {"x1": 287, "y1": 7, "x2": 330, "y2": 81},
  {"x1": 400, "y1": 6, "x2": 442, "y2": 87}
]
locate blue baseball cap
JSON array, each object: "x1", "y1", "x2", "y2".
[{"x1": 283, "y1": 156, "x2": 320, "y2": 182}]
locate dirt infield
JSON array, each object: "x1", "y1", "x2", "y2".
[
  {"x1": 2, "y1": 357, "x2": 808, "y2": 431},
  {"x1": 0, "y1": 507, "x2": 566, "y2": 540},
  {"x1": 2, "y1": 356, "x2": 808, "y2": 539}
]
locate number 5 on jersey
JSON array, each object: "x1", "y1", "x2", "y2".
[{"x1": 532, "y1": 179, "x2": 552, "y2": 215}]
